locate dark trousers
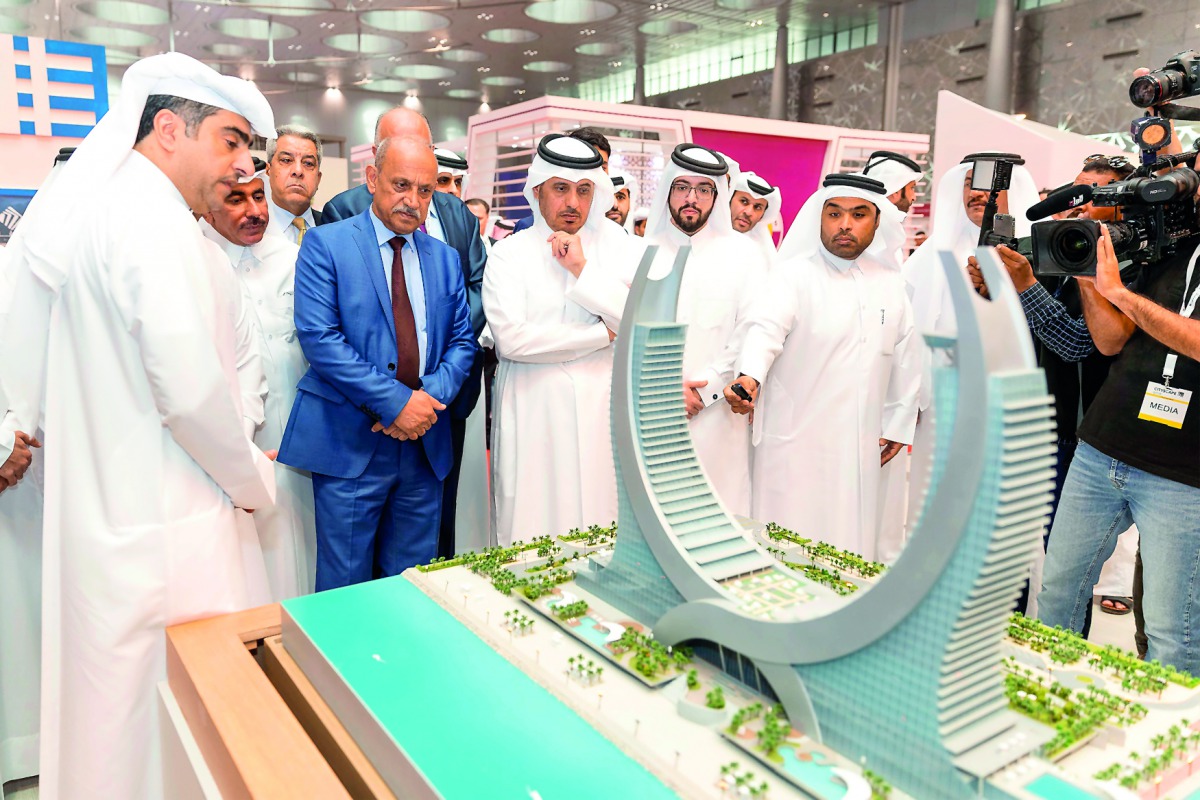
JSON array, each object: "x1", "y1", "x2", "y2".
[
  {"x1": 312, "y1": 438, "x2": 442, "y2": 591},
  {"x1": 436, "y1": 415, "x2": 468, "y2": 559}
]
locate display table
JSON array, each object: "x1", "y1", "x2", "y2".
[
  {"x1": 281, "y1": 576, "x2": 678, "y2": 799},
  {"x1": 164, "y1": 602, "x2": 392, "y2": 799}
]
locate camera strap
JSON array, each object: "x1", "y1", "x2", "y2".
[{"x1": 1161, "y1": 243, "x2": 1200, "y2": 386}]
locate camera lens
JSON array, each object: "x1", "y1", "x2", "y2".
[
  {"x1": 1050, "y1": 225, "x2": 1096, "y2": 273},
  {"x1": 1129, "y1": 75, "x2": 1164, "y2": 108}
]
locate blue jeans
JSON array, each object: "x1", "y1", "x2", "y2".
[{"x1": 1038, "y1": 441, "x2": 1200, "y2": 673}]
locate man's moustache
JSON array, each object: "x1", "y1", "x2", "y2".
[
  {"x1": 242, "y1": 216, "x2": 266, "y2": 227},
  {"x1": 391, "y1": 204, "x2": 420, "y2": 216}
]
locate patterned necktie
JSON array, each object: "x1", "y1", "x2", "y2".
[
  {"x1": 292, "y1": 216, "x2": 307, "y2": 246},
  {"x1": 387, "y1": 237, "x2": 420, "y2": 389}
]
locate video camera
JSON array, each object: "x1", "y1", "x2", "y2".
[{"x1": 973, "y1": 150, "x2": 1200, "y2": 278}]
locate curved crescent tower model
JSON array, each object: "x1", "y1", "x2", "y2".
[{"x1": 577, "y1": 244, "x2": 1058, "y2": 800}]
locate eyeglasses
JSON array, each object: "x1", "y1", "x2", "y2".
[
  {"x1": 1085, "y1": 154, "x2": 1132, "y2": 170},
  {"x1": 670, "y1": 182, "x2": 716, "y2": 199}
]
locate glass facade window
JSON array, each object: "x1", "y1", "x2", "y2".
[{"x1": 576, "y1": 16, "x2": 878, "y2": 103}]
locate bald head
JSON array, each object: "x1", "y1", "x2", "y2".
[
  {"x1": 374, "y1": 107, "x2": 433, "y2": 150},
  {"x1": 367, "y1": 136, "x2": 437, "y2": 235}
]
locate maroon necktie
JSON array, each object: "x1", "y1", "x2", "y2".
[{"x1": 387, "y1": 237, "x2": 420, "y2": 389}]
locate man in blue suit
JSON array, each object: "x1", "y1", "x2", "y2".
[
  {"x1": 278, "y1": 136, "x2": 477, "y2": 590},
  {"x1": 323, "y1": 107, "x2": 486, "y2": 560}
]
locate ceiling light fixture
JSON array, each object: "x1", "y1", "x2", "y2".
[
  {"x1": 556, "y1": 75, "x2": 570, "y2": 82},
  {"x1": 579, "y1": 28, "x2": 595, "y2": 35},
  {"x1": 524, "y1": 49, "x2": 537, "y2": 56},
  {"x1": 477, "y1": 66, "x2": 491, "y2": 72},
  {"x1": 476, "y1": 11, "x2": 492, "y2": 19},
  {"x1": 608, "y1": 59, "x2": 621, "y2": 67}
]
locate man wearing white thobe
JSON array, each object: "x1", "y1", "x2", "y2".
[
  {"x1": 730, "y1": 170, "x2": 783, "y2": 269},
  {"x1": 642, "y1": 144, "x2": 768, "y2": 516},
  {"x1": 902, "y1": 157, "x2": 1039, "y2": 535},
  {"x1": 726, "y1": 174, "x2": 919, "y2": 560},
  {"x1": 860, "y1": 151, "x2": 924, "y2": 562},
  {"x1": 484, "y1": 134, "x2": 636, "y2": 545},
  {"x1": 0, "y1": 54, "x2": 277, "y2": 800},
  {"x1": 197, "y1": 231, "x2": 274, "y2": 608},
  {"x1": 0, "y1": 242, "x2": 43, "y2": 787},
  {"x1": 202, "y1": 168, "x2": 317, "y2": 599}
]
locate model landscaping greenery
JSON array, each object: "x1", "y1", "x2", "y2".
[
  {"x1": 610, "y1": 628, "x2": 693, "y2": 680},
  {"x1": 1003, "y1": 658, "x2": 1146, "y2": 757},
  {"x1": 706, "y1": 686, "x2": 726, "y2": 710},
  {"x1": 502, "y1": 610, "x2": 535, "y2": 636},
  {"x1": 862, "y1": 768, "x2": 892, "y2": 799},
  {"x1": 717, "y1": 762, "x2": 770, "y2": 799},
  {"x1": 768, "y1": 551, "x2": 859, "y2": 596},
  {"x1": 552, "y1": 600, "x2": 589, "y2": 620},
  {"x1": 1093, "y1": 721, "x2": 1200, "y2": 791},
  {"x1": 763, "y1": 522, "x2": 886, "y2": 578},
  {"x1": 566, "y1": 655, "x2": 604, "y2": 686},
  {"x1": 727, "y1": 702, "x2": 766, "y2": 735},
  {"x1": 1008, "y1": 614, "x2": 1200, "y2": 694},
  {"x1": 559, "y1": 523, "x2": 618, "y2": 547}
]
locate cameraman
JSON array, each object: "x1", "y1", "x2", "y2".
[
  {"x1": 1091, "y1": 226, "x2": 1200, "y2": 359},
  {"x1": 1037, "y1": 216, "x2": 1200, "y2": 673},
  {"x1": 970, "y1": 156, "x2": 1140, "y2": 621}
]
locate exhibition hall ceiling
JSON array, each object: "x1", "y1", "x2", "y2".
[{"x1": 0, "y1": 0, "x2": 875, "y2": 106}]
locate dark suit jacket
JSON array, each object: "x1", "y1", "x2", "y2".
[
  {"x1": 323, "y1": 185, "x2": 486, "y2": 420},
  {"x1": 278, "y1": 208, "x2": 477, "y2": 481},
  {"x1": 311, "y1": 206, "x2": 323, "y2": 226}
]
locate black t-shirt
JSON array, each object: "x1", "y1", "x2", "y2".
[{"x1": 1077, "y1": 237, "x2": 1200, "y2": 488}]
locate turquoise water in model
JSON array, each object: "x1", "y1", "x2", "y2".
[
  {"x1": 571, "y1": 615, "x2": 614, "y2": 647},
  {"x1": 777, "y1": 747, "x2": 848, "y2": 799},
  {"x1": 1024, "y1": 773, "x2": 1104, "y2": 800},
  {"x1": 284, "y1": 578, "x2": 677, "y2": 800}
]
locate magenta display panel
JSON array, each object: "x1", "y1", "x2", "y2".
[{"x1": 690, "y1": 126, "x2": 828, "y2": 241}]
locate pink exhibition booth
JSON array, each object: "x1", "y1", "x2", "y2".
[{"x1": 458, "y1": 95, "x2": 930, "y2": 242}]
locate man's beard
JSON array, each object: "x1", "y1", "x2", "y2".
[
  {"x1": 606, "y1": 207, "x2": 628, "y2": 226},
  {"x1": 670, "y1": 202, "x2": 711, "y2": 234}
]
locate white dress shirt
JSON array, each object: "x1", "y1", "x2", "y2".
[
  {"x1": 369, "y1": 208, "x2": 428, "y2": 376},
  {"x1": 268, "y1": 197, "x2": 316, "y2": 246}
]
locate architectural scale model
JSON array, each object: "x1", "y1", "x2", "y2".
[{"x1": 289, "y1": 244, "x2": 1200, "y2": 800}]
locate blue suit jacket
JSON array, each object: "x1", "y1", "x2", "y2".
[
  {"x1": 278, "y1": 207, "x2": 477, "y2": 481},
  {"x1": 324, "y1": 185, "x2": 486, "y2": 420}
]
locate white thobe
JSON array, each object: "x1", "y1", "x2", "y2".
[
  {"x1": 0, "y1": 245, "x2": 42, "y2": 785},
  {"x1": 738, "y1": 248, "x2": 920, "y2": 561},
  {"x1": 202, "y1": 225, "x2": 317, "y2": 599},
  {"x1": 899, "y1": 225, "x2": 979, "y2": 535},
  {"x1": 36, "y1": 151, "x2": 275, "y2": 800},
  {"x1": 199, "y1": 235, "x2": 272, "y2": 608},
  {"x1": 484, "y1": 219, "x2": 635, "y2": 546},
  {"x1": 645, "y1": 223, "x2": 766, "y2": 516}
]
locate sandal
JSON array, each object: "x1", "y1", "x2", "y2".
[{"x1": 1099, "y1": 596, "x2": 1133, "y2": 615}]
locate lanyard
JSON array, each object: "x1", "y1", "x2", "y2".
[{"x1": 1163, "y1": 243, "x2": 1200, "y2": 385}]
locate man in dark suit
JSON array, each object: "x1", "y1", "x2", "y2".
[
  {"x1": 323, "y1": 107, "x2": 487, "y2": 560},
  {"x1": 278, "y1": 136, "x2": 477, "y2": 590},
  {"x1": 266, "y1": 124, "x2": 324, "y2": 245}
]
